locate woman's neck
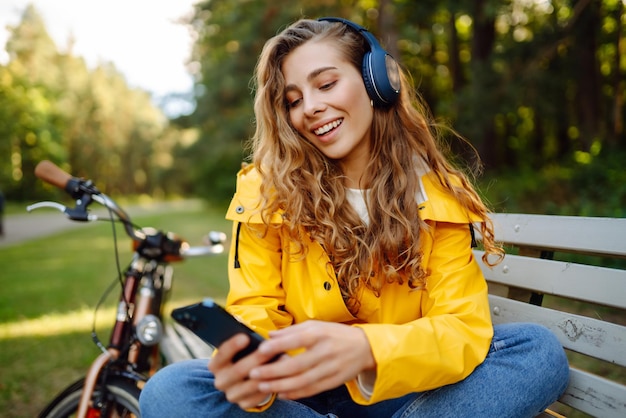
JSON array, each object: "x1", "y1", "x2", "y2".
[
  {"x1": 340, "y1": 161, "x2": 368, "y2": 189},
  {"x1": 337, "y1": 144, "x2": 370, "y2": 189}
]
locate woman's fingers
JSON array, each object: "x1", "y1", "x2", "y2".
[
  {"x1": 210, "y1": 322, "x2": 376, "y2": 406},
  {"x1": 259, "y1": 356, "x2": 342, "y2": 399},
  {"x1": 249, "y1": 321, "x2": 375, "y2": 399},
  {"x1": 209, "y1": 333, "x2": 278, "y2": 409}
]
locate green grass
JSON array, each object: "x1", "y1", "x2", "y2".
[{"x1": 0, "y1": 202, "x2": 231, "y2": 417}]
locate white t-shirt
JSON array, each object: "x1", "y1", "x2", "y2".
[
  {"x1": 344, "y1": 158, "x2": 430, "y2": 398},
  {"x1": 345, "y1": 168, "x2": 429, "y2": 225}
]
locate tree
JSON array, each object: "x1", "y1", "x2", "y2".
[
  {"x1": 0, "y1": 5, "x2": 64, "y2": 199},
  {"x1": 0, "y1": 4, "x2": 180, "y2": 200}
]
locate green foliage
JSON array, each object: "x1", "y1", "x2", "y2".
[
  {"x1": 479, "y1": 149, "x2": 626, "y2": 217},
  {"x1": 0, "y1": 5, "x2": 190, "y2": 201}
]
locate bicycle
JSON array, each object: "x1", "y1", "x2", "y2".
[{"x1": 28, "y1": 160, "x2": 226, "y2": 418}]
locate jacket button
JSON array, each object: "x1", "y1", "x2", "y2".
[
  {"x1": 235, "y1": 205, "x2": 244, "y2": 214},
  {"x1": 323, "y1": 281, "x2": 332, "y2": 291}
]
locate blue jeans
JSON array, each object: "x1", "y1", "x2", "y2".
[{"x1": 140, "y1": 323, "x2": 569, "y2": 417}]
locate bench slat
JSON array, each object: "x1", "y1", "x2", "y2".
[
  {"x1": 488, "y1": 213, "x2": 626, "y2": 257},
  {"x1": 161, "y1": 323, "x2": 214, "y2": 364},
  {"x1": 171, "y1": 322, "x2": 214, "y2": 359},
  {"x1": 161, "y1": 324, "x2": 196, "y2": 363},
  {"x1": 476, "y1": 251, "x2": 626, "y2": 309},
  {"x1": 561, "y1": 368, "x2": 626, "y2": 418},
  {"x1": 488, "y1": 295, "x2": 626, "y2": 367}
]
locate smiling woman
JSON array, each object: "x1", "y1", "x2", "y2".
[
  {"x1": 283, "y1": 40, "x2": 374, "y2": 180},
  {"x1": 139, "y1": 17, "x2": 570, "y2": 418}
]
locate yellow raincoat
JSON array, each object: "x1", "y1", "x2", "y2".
[{"x1": 224, "y1": 164, "x2": 493, "y2": 407}]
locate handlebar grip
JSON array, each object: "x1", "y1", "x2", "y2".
[{"x1": 34, "y1": 160, "x2": 73, "y2": 190}]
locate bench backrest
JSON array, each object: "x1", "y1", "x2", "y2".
[{"x1": 474, "y1": 213, "x2": 626, "y2": 418}]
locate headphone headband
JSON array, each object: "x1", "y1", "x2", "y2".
[{"x1": 318, "y1": 17, "x2": 400, "y2": 106}]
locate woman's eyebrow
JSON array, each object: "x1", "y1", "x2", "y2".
[{"x1": 285, "y1": 66, "x2": 338, "y2": 93}]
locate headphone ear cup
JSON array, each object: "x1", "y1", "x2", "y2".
[
  {"x1": 362, "y1": 48, "x2": 400, "y2": 106},
  {"x1": 317, "y1": 16, "x2": 400, "y2": 106},
  {"x1": 361, "y1": 51, "x2": 378, "y2": 104}
]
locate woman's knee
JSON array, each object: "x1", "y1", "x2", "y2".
[
  {"x1": 514, "y1": 323, "x2": 567, "y2": 366},
  {"x1": 530, "y1": 323, "x2": 569, "y2": 385},
  {"x1": 139, "y1": 359, "x2": 213, "y2": 415},
  {"x1": 494, "y1": 323, "x2": 570, "y2": 391}
]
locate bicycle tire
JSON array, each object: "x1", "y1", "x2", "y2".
[{"x1": 39, "y1": 377, "x2": 141, "y2": 418}]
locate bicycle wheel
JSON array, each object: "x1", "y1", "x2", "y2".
[{"x1": 39, "y1": 377, "x2": 141, "y2": 418}]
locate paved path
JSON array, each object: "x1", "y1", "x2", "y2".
[
  {"x1": 0, "y1": 210, "x2": 86, "y2": 247},
  {"x1": 0, "y1": 200, "x2": 202, "y2": 248}
]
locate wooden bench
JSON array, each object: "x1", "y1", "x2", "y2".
[
  {"x1": 475, "y1": 213, "x2": 626, "y2": 418},
  {"x1": 160, "y1": 321, "x2": 214, "y2": 363},
  {"x1": 161, "y1": 213, "x2": 626, "y2": 417}
]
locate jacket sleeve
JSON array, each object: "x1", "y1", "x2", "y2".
[
  {"x1": 224, "y1": 220, "x2": 294, "y2": 337},
  {"x1": 223, "y1": 165, "x2": 294, "y2": 337},
  {"x1": 347, "y1": 220, "x2": 493, "y2": 404}
]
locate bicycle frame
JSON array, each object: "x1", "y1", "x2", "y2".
[
  {"x1": 77, "y1": 257, "x2": 167, "y2": 417},
  {"x1": 30, "y1": 160, "x2": 225, "y2": 418}
]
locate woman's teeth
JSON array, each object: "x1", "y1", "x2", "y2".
[{"x1": 314, "y1": 119, "x2": 343, "y2": 135}]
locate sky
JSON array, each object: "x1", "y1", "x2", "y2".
[{"x1": 0, "y1": 0, "x2": 199, "y2": 116}]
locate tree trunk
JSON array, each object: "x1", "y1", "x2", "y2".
[
  {"x1": 377, "y1": 0, "x2": 399, "y2": 60},
  {"x1": 610, "y1": 0, "x2": 624, "y2": 146},
  {"x1": 471, "y1": 0, "x2": 497, "y2": 168},
  {"x1": 573, "y1": 0, "x2": 601, "y2": 151},
  {"x1": 449, "y1": 11, "x2": 464, "y2": 92}
]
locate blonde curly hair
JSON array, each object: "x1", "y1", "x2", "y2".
[{"x1": 249, "y1": 18, "x2": 503, "y2": 313}]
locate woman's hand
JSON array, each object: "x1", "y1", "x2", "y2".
[
  {"x1": 208, "y1": 333, "x2": 283, "y2": 410},
  {"x1": 248, "y1": 321, "x2": 376, "y2": 400}
]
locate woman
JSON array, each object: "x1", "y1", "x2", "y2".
[{"x1": 140, "y1": 18, "x2": 569, "y2": 417}]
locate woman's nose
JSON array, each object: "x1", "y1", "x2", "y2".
[{"x1": 303, "y1": 94, "x2": 326, "y2": 116}]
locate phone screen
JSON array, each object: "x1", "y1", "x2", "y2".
[{"x1": 171, "y1": 298, "x2": 269, "y2": 362}]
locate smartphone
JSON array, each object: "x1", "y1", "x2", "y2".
[{"x1": 171, "y1": 298, "x2": 273, "y2": 362}]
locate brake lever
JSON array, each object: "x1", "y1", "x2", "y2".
[
  {"x1": 27, "y1": 201, "x2": 67, "y2": 213},
  {"x1": 26, "y1": 201, "x2": 97, "y2": 221}
]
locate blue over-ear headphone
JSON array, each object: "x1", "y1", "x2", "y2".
[{"x1": 318, "y1": 17, "x2": 400, "y2": 107}]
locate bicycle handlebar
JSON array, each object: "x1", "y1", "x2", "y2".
[
  {"x1": 28, "y1": 160, "x2": 225, "y2": 258},
  {"x1": 31, "y1": 160, "x2": 139, "y2": 238},
  {"x1": 34, "y1": 160, "x2": 73, "y2": 191}
]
